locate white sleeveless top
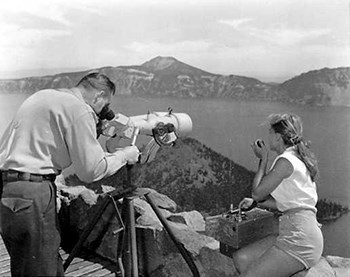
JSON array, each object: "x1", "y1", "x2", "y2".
[{"x1": 270, "y1": 147, "x2": 318, "y2": 213}]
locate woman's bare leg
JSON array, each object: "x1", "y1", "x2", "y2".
[
  {"x1": 232, "y1": 235, "x2": 276, "y2": 273},
  {"x1": 241, "y1": 245, "x2": 305, "y2": 277}
]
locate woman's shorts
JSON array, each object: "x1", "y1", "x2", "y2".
[{"x1": 274, "y1": 209, "x2": 323, "y2": 269}]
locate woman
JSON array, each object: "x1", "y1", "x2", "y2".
[{"x1": 233, "y1": 113, "x2": 323, "y2": 277}]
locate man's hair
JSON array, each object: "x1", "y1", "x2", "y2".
[{"x1": 77, "y1": 72, "x2": 116, "y2": 95}]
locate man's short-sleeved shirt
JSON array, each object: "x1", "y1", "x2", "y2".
[{"x1": 0, "y1": 88, "x2": 126, "y2": 183}]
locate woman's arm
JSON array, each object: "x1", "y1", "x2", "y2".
[
  {"x1": 239, "y1": 195, "x2": 277, "y2": 212},
  {"x1": 252, "y1": 157, "x2": 293, "y2": 202},
  {"x1": 252, "y1": 157, "x2": 269, "y2": 194},
  {"x1": 257, "y1": 195, "x2": 278, "y2": 210}
]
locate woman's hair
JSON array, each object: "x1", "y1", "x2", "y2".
[
  {"x1": 77, "y1": 72, "x2": 116, "y2": 96},
  {"x1": 268, "y1": 113, "x2": 319, "y2": 182}
]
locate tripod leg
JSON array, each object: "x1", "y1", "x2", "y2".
[
  {"x1": 144, "y1": 193, "x2": 200, "y2": 277},
  {"x1": 122, "y1": 196, "x2": 139, "y2": 277},
  {"x1": 63, "y1": 196, "x2": 111, "y2": 271},
  {"x1": 63, "y1": 189, "x2": 130, "y2": 271}
]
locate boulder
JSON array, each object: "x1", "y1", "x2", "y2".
[
  {"x1": 325, "y1": 256, "x2": 350, "y2": 277},
  {"x1": 291, "y1": 257, "x2": 335, "y2": 277},
  {"x1": 58, "y1": 184, "x2": 238, "y2": 276},
  {"x1": 325, "y1": 255, "x2": 350, "y2": 268},
  {"x1": 136, "y1": 221, "x2": 237, "y2": 276},
  {"x1": 168, "y1": 210, "x2": 206, "y2": 232}
]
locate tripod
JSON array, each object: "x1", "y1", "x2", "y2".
[{"x1": 63, "y1": 169, "x2": 200, "y2": 277}]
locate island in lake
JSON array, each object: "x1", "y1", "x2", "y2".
[{"x1": 316, "y1": 199, "x2": 349, "y2": 223}]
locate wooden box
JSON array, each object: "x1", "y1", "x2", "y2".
[{"x1": 212, "y1": 208, "x2": 279, "y2": 256}]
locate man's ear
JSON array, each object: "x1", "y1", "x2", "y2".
[
  {"x1": 92, "y1": 90, "x2": 104, "y2": 104},
  {"x1": 276, "y1": 132, "x2": 283, "y2": 142}
]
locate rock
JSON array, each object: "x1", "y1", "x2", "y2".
[
  {"x1": 290, "y1": 257, "x2": 336, "y2": 277},
  {"x1": 58, "y1": 185, "x2": 239, "y2": 276},
  {"x1": 59, "y1": 184, "x2": 98, "y2": 206},
  {"x1": 197, "y1": 247, "x2": 238, "y2": 277},
  {"x1": 205, "y1": 214, "x2": 223, "y2": 238},
  {"x1": 138, "y1": 220, "x2": 236, "y2": 276},
  {"x1": 325, "y1": 255, "x2": 350, "y2": 268},
  {"x1": 325, "y1": 256, "x2": 350, "y2": 277},
  {"x1": 165, "y1": 220, "x2": 218, "y2": 255},
  {"x1": 58, "y1": 186, "x2": 123, "y2": 252},
  {"x1": 134, "y1": 197, "x2": 171, "y2": 230},
  {"x1": 332, "y1": 268, "x2": 350, "y2": 277},
  {"x1": 304, "y1": 257, "x2": 336, "y2": 277},
  {"x1": 168, "y1": 210, "x2": 206, "y2": 232},
  {"x1": 149, "y1": 252, "x2": 197, "y2": 277},
  {"x1": 140, "y1": 188, "x2": 177, "y2": 212},
  {"x1": 149, "y1": 249, "x2": 238, "y2": 277}
]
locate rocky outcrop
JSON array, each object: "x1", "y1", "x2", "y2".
[
  {"x1": 325, "y1": 256, "x2": 350, "y2": 277},
  {"x1": 56, "y1": 177, "x2": 237, "y2": 276},
  {"x1": 56, "y1": 176, "x2": 350, "y2": 276}
]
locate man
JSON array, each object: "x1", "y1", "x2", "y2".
[{"x1": 0, "y1": 72, "x2": 139, "y2": 276}]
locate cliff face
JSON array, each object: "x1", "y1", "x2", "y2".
[
  {"x1": 1, "y1": 56, "x2": 349, "y2": 106},
  {"x1": 279, "y1": 67, "x2": 350, "y2": 105}
]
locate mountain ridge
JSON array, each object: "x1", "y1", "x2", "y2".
[{"x1": 0, "y1": 56, "x2": 349, "y2": 106}]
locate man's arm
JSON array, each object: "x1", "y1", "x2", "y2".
[{"x1": 65, "y1": 112, "x2": 135, "y2": 183}]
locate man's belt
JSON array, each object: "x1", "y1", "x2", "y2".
[{"x1": 1, "y1": 170, "x2": 56, "y2": 183}]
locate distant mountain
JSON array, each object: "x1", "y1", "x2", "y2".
[
  {"x1": 0, "y1": 56, "x2": 349, "y2": 106},
  {"x1": 141, "y1": 56, "x2": 213, "y2": 77},
  {"x1": 279, "y1": 67, "x2": 350, "y2": 106},
  {"x1": 0, "y1": 67, "x2": 89, "y2": 80}
]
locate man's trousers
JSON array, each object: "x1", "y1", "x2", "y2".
[{"x1": 0, "y1": 179, "x2": 64, "y2": 276}]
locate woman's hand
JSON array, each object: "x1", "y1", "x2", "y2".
[
  {"x1": 251, "y1": 139, "x2": 268, "y2": 160},
  {"x1": 238, "y1": 197, "x2": 257, "y2": 211}
]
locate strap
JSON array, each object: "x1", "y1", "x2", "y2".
[{"x1": 1, "y1": 170, "x2": 56, "y2": 183}]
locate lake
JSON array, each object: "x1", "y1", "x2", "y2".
[{"x1": 0, "y1": 93, "x2": 349, "y2": 257}]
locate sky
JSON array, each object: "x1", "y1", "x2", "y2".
[{"x1": 0, "y1": 0, "x2": 349, "y2": 82}]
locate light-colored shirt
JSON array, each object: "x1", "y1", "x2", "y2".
[
  {"x1": 270, "y1": 147, "x2": 318, "y2": 212},
  {"x1": 0, "y1": 88, "x2": 127, "y2": 183}
]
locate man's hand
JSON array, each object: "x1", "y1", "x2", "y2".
[{"x1": 120, "y1": 146, "x2": 140, "y2": 164}]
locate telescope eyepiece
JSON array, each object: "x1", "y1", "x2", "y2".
[
  {"x1": 153, "y1": 122, "x2": 167, "y2": 136},
  {"x1": 166, "y1": 123, "x2": 175, "y2": 133},
  {"x1": 152, "y1": 123, "x2": 176, "y2": 136},
  {"x1": 152, "y1": 123, "x2": 177, "y2": 147},
  {"x1": 99, "y1": 105, "x2": 115, "y2": 121}
]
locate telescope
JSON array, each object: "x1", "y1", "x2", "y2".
[{"x1": 98, "y1": 107, "x2": 193, "y2": 163}]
